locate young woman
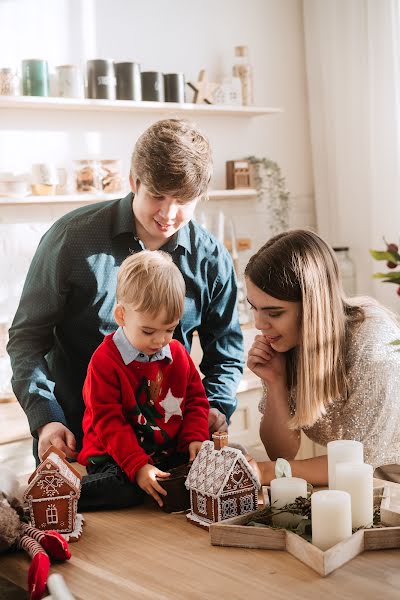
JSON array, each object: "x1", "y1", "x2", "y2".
[{"x1": 246, "y1": 229, "x2": 400, "y2": 485}]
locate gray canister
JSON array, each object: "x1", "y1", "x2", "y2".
[
  {"x1": 164, "y1": 73, "x2": 185, "y2": 103},
  {"x1": 87, "y1": 59, "x2": 116, "y2": 100},
  {"x1": 115, "y1": 62, "x2": 141, "y2": 101},
  {"x1": 141, "y1": 71, "x2": 164, "y2": 102}
]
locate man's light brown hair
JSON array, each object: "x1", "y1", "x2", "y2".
[
  {"x1": 117, "y1": 250, "x2": 185, "y2": 323},
  {"x1": 131, "y1": 118, "x2": 213, "y2": 200}
]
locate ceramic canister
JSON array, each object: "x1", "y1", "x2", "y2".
[
  {"x1": 115, "y1": 62, "x2": 142, "y2": 101},
  {"x1": 56, "y1": 65, "x2": 84, "y2": 98},
  {"x1": 22, "y1": 59, "x2": 49, "y2": 96},
  {"x1": 87, "y1": 59, "x2": 116, "y2": 100},
  {"x1": 164, "y1": 73, "x2": 185, "y2": 103},
  {"x1": 141, "y1": 71, "x2": 164, "y2": 102}
]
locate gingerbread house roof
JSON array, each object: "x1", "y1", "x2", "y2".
[
  {"x1": 185, "y1": 441, "x2": 260, "y2": 499},
  {"x1": 24, "y1": 446, "x2": 81, "y2": 499}
]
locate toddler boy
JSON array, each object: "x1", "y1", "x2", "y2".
[{"x1": 78, "y1": 250, "x2": 209, "y2": 510}]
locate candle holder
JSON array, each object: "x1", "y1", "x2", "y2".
[{"x1": 210, "y1": 480, "x2": 400, "y2": 577}]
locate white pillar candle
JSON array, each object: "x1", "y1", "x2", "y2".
[
  {"x1": 311, "y1": 490, "x2": 352, "y2": 551},
  {"x1": 270, "y1": 477, "x2": 308, "y2": 527},
  {"x1": 335, "y1": 462, "x2": 374, "y2": 528},
  {"x1": 327, "y1": 440, "x2": 363, "y2": 489}
]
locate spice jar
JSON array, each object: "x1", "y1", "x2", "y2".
[
  {"x1": 99, "y1": 159, "x2": 123, "y2": 193},
  {"x1": 73, "y1": 160, "x2": 100, "y2": 193},
  {"x1": 232, "y1": 45, "x2": 254, "y2": 106}
]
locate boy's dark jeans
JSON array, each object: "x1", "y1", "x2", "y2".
[{"x1": 78, "y1": 453, "x2": 189, "y2": 511}]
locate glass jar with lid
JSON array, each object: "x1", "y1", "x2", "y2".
[
  {"x1": 73, "y1": 159, "x2": 101, "y2": 193},
  {"x1": 333, "y1": 247, "x2": 356, "y2": 297},
  {"x1": 98, "y1": 159, "x2": 123, "y2": 193}
]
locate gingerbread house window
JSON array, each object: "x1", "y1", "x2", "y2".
[
  {"x1": 197, "y1": 494, "x2": 207, "y2": 515},
  {"x1": 46, "y1": 504, "x2": 58, "y2": 524},
  {"x1": 222, "y1": 498, "x2": 237, "y2": 519},
  {"x1": 240, "y1": 494, "x2": 254, "y2": 513}
]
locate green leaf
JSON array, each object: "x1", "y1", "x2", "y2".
[
  {"x1": 295, "y1": 518, "x2": 312, "y2": 541},
  {"x1": 370, "y1": 250, "x2": 400, "y2": 262},
  {"x1": 382, "y1": 278, "x2": 400, "y2": 285},
  {"x1": 389, "y1": 340, "x2": 400, "y2": 346},
  {"x1": 373, "y1": 272, "x2": 400, "y2": 281}
]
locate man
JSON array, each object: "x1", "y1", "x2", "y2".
[{"x1": 7, "y1": 118, "x2": 244, "y2": 461}]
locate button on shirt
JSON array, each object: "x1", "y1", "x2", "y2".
[{"x1": 7, "y1": 192, "x2": 244, "y2": 449}]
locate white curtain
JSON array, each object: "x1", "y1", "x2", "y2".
[{"x1": 304, "y1": 0, "x2": 400, "y2": 311}]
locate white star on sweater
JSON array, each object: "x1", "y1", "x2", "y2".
[{"x1": 160, "y1": 389, "x2": 183, "y2": 423}]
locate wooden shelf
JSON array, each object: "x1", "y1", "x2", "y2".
[
  {"x1": 0, "y1": 189, "x2": 258, "y2": 206},
  {"x1": 0, "y1": 95, "x2": 282, "y2": 118}
]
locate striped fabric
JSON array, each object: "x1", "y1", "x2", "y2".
[{"x1": 18, "y1": 535, "x2": 44, "y2": 559}]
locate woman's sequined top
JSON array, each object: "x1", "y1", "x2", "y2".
[{"x1": 258, "y1": 305, "x2": 400, "y2": 469}]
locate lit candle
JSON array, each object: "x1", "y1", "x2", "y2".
[
  {"x1": 311, "y1": 490, "x2": 352, "y2": 550},
  {"x1": 270, "y1": 477, "x2": 308, "y2": 527},
  {"x1": 327, "y1": 440, "x2": 363, "y2": 489},
  {"x1": 335, "y1": 462, "x2": 373, "y2": 528}
]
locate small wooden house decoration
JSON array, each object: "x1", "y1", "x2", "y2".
[
  {"x1": 226, "y1": 160, "x2": 252, "y2": 189},
  {"x1": 23, "y1": 446, "x2": 82, "y2": 533},
  {"x1": 185, "y1": 432, "x2": 260, "y2": 528}
]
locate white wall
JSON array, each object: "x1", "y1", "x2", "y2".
[
  {"x1": 0, "y1": 0, "x2": 314, "y2": 360},
  {"x1": 0, "y1": 0, "x2": 313, "y2": 210},
  {"x1": 4, "y1": 2, "x2": 399, "y2": 458}
]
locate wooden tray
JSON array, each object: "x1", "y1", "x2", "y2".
[{"x1": 209, "y1": 482, "x2": 400, "y2": 576}]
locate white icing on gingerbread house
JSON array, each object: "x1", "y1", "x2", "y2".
[
  {"x1": 185, "y1": 435, "x2": 260, "y2": 528},
  {"x1": 23, "y1": 446, "x2": 82, "y2": 533}
]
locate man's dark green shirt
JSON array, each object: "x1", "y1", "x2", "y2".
[{"x1": 7, "y1": 193, "x2": 244, "y2": 449}]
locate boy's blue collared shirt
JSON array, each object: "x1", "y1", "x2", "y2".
[
  {"x1": 112, "y1": 327, "x2": 173, "y2": 364},
  {"x1": 7, "y1": 192, "x2": 244, "y2": 447}
]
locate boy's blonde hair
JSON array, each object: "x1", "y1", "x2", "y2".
[
  {"x1": 131, "y1": 118, "x2": 213, "y2": 201},
  {"x1": 245, "y1": 229, "x2": 365, "y2": 430},
  {"x1": 117, "y1": 251, "x2": 185, "y2": 323}
]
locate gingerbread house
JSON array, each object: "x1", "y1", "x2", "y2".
[
  {"x1": 185, "y1": 432, "x2": 260, "y2": 528},
  {"x1": 23, "y1": 446, "x2": 82, "y2": 533}
]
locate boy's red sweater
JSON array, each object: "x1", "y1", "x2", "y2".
[{"x1": 77, "y1": 336, "x2": 209, "y2": 481}]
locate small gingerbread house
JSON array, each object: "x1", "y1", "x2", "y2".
[
  {"x1": 23, "y1": 446, "x2": 82, "y2": 533},
  {"x1": 185, "y1": 432, "x2": 260, "y2": 528}
]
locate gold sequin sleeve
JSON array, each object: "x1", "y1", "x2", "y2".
[{"x1": 305, "y1": 305, "x2": 400, "y2": 469}]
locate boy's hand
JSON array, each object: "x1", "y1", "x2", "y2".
[
  {"x1": 135, "y1": 464, "x2": 170, "y2": 507},
  {"x1": 188, "y1": 441, "x2": 203, "y2": 461},
  {"x1": 37, "y1": 422, "x2": 78, "y2": 461}
]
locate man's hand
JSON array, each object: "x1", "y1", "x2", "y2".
[
  {"x1": 208, "y1": 407, "x2": 228, "y2": 435},
  {"x1": 188, "y1": 441, "x2": 203, "y2": 461},
  {"x1": 37, "y1": 422, "x2": 78, "y2": 461},
  {"x1": 136, "y1": 464, "x2": 170, "y2": 507}
]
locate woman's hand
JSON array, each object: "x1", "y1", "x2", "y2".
[
  {"x1": 135, "y1": 464, "x2": 170, "y2": 507},
  {"x1": 247, "y1": 335, "x2": 287, "y2": 385}
]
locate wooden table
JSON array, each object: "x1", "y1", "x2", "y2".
[{"x1": 1, "y1": 501, "x2": 400, "y2": 600}]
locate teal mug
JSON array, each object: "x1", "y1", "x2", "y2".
[{"x1": 22, "y1": 59, "x2": 49, "y2": 96}]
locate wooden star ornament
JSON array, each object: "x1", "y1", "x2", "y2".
[
  {"x1": 210, "y1": 481, "x2": 400, "y2": 577},
  {"x1": 187, "y1": 69, "x2": 219, "y2": 104}
]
